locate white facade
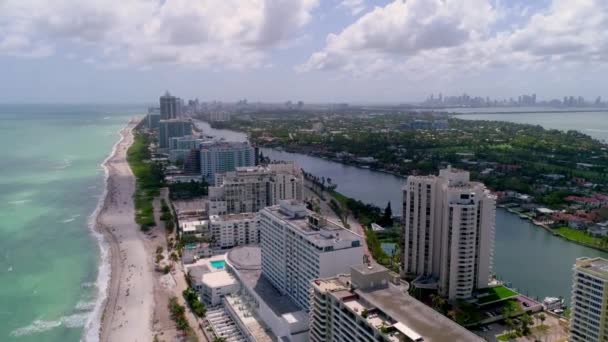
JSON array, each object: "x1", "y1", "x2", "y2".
[
  {"x1": 260, "y1": 200, "x2": 364, "y2": 310},
  {"x1": 208, "y1": 163, "x2": 303, "y2": 215},
  {"x1": 310, "y1": 263, "x2": 484, "y2": 342},
  {"x1": 209, "y1": 213, "x2": 260, "y2": 249},
  {"x1": 200, "y1": 271, "x2": 239, "y2": 306},
  {"x1": 180, "y1": 219, "x2": 207, "y2": 238},
  {"x1": 570, "y1": 257, "x2": 608, "y2": 342},
  {"x1": 402, "y1": 166, "x2": 496, "y2": 300}
]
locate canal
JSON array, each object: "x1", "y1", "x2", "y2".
[{"x1": 195, "y1": 119, "x2": 608, "y2": 304}]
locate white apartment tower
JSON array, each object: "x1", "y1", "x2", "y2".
[
  {"x1": 208, "y1": 162, "x2": 303, "y2": 215},
  {"x1": 402, "y1": 166, "x2": 496, "y2": 300},
  {"x1": 260, "y1": 200, "x2": 364, "y2": 310},
  {"x1": 208, "y1": 213, "x2": 260, "y2": 249},
  {"x1": 570, "y1": 257, "x2": 608, "y2": 342}
]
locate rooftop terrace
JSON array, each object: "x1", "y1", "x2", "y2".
[{"x1": 315, "y1": 270, "x2": 483, "y2": 342}]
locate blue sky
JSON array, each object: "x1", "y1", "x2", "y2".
[{"x1": 0, "y1": 0, "x2": 607, "y2": 103}]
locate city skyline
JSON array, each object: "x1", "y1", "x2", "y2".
[{"x1": 1, "y1": 0, "x2": 608, "y2": 103}]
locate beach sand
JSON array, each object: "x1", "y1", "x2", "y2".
[{"x1": 97, "y1": 121, "x2": 154, "y2": 342}]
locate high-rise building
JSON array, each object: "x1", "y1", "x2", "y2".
[
  {"x1": 199, "y1": 141, "x2": 255, "y2": 181},
  {"x1": 401, "y1": 166, "x2": 496, "y2": 300},
  {"x1": 570, "y1": 257, "x2": 608, "y2": 342},
  {"x1": 208, "y1": 162, "x2": 303, "y2": 215},
  {"x1": 260, "y1": 200, "x2": 364, "y2": 310},
  {"x1": 168, "y1": 135, "x2": 206, "y2": 163},
  {"x1": 310, "y1": 262, "x2": 484, "y2": 342},
  {"x1": 147, "y1": 107, "x2": 161, "y2": 129},
  {"x1": 160, "y1": 91, "x2": 178, "y2": 120},
  {"x1": 158, "y1": 119, "x2": 193, "y2": 149}
]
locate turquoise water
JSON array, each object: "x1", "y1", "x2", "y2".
[
  {"x1": 0, "y1": 105, "x2": 142, "y2": 341},
  {"x1": 210, "y1": 260, "x2": 226, "y2": 269}
]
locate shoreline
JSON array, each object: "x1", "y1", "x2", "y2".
[
  {"x1": 93, "y1": 119, "x2": 154, "y2": 342},
  {"x1": 82, "y1": 120, "x2": 129, "y2": 341}
]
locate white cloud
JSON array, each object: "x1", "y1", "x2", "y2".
[
  {"x1": 301, "y1": 0, "x2": 608, "y2": 77},
  {"x1": 339, "y1": 0, "x2": 366, "y2": 16},
  {"x1": 0, "y1": 0, "x2": 319, "y2": 68}
]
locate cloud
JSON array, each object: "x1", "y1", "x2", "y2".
[
  {"x1": 339, "y1": 0, "x2": 366, "y2": 16},
  {"x1": 0, "y1": 0, "x2": 319, "y2": 68},
  {"x1": 301, "y1": 0, "x2": 608, "y2": 77}
]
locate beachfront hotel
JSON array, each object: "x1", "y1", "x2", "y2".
[
  {"x1": 310, "y1": 262, "x2": 484, "y2": 342},
  {"x1": 570, "y1": 257, "x2": 608, "y2": 342},
  {"x1": 208, "y1": 162, "x2": 303, "y2": 215},
  {"x1": 208, "y1": 212, "x2": 260, "y2": 249},
  {"x1": 259, "y1": 200, "x2": 364, "y2": 310},
  {"x1": 199, "y1": 141, "x2": 255, "y2": 181},
  {"x1": 401, "y1": 166, "x2": 496, "y2": 300},
  {"x1": 158, "y1": 119, "x2": 193, "y2": 149}
]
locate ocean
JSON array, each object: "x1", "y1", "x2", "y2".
[
  {"x1": 0, "y1": 104, "x2": 143, "y2": 342},
  {"x1": 453, "y1": 108, "x2": 608, "y2": 142}
]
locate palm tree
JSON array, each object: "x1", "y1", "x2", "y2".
[{"x1": 538, "y1": 313, "x2": 546, "y2": 327}]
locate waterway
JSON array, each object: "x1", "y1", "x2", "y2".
[{"x1": 195, "y1": 117, "x2": 608, "y2": 304}]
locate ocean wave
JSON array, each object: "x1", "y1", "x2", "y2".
[
  {"x1": 10, "y1": 313, "x2": 88, "y2": 337},
  {"x1": 8, "y1": 199, "x2": 31, "y2": 205},
  {"x1": 74, "y1": 300, "x2": 96, "y2": 311},
  {"x1": 60, "y1": 214, "x2": 81, "y2": 223}
]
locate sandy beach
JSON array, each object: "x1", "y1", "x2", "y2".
[{"x1": 97, "y1": 121, "x2": 154, "y2": 342}]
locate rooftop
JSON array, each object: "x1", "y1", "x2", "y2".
[
  {"x1": 180, "y1": 219, "x2": 207, "y2": 232},
  {"x1": 576, "y1": 257, "x2": 608, "y2": 279},
  {"x1": 262, "y1": 201, "x2": 363, "y2": 250},
  {"x1": 210, "y1": 213, "x2": 258, "y2": 223},
  {"x1": 202, "y1": 270, "x2": 237, "y2": 288},
  {"x1": 227, "y1": 246, "x2": 303, "y2": 316},
  {"x1": 315, "y1": 270, "x2": 483, "y2": 342}
]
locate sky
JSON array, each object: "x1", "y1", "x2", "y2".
[{"x1": 0, "y1": 0, "x2": 607, "y2": 104}]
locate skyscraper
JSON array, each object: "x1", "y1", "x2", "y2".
[
  {"x1": 401, "y1": 166, "x2": 495, "y2": 300},
  {"x1": 569, "y1": 257, "x2": 608, "y2": 342},
  {"x1": 160, "y1": 91, "x2": 178, "y2": 120},
  {"x1": 158, "y1": 119, "x2": 193, "y2": 149}
]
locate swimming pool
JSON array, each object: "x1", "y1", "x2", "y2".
[{"x1": 210, "y1": 260, "x2": 226, "y2": 269}]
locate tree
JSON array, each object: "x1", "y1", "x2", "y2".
[
  {"x1": 538, "y1": 313, "x2": 546, "y2": 327},
  {"x1": 170, "y1": 252, "x2": 179, "y2": 263},
  {"x1": 520, "y1": 313, "x2": 533, "y2": 335},
  {"x1": 379, "y1": 202, "x2": 393, "y2": 227}
]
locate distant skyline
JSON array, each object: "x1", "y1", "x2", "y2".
[{"x1": 1, "y1": 0, "x2": 607, "y2": 103}]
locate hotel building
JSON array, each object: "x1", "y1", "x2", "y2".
[
  {"x1": 208, "y1": 162, "x2": 303, "y2": 215},
  {"x1": 199, "y1": 141, "x2": 255, "y2": 181},
  {"x1": 260, "y1": 200, "x2": 364, "y2": 310},
  {"x1": 402, "y1": 166, "x2": 496, "y2": 300},
  {"x1": 310, "y1": 262, "x2": 484, "y2": 342},
  {"x1": 570, "y1": 257, "x2": 608, "y2": 342},
  {"x1": 208, "y1": 213, "x2": 260, "y2": 249},
  {"x1": 158, "y1": 119, "x2": 193, "y2": 149}
]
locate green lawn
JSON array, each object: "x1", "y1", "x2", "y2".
[
  {"x1": 127, "y1": 133, "x2": 162, "y2": 230},
  {"x1": 477, "y1": 285, "x2": 518, "y2": 304},
  {"x1": 554, "y1": 227, "x2": 607, "y2": 249}
]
